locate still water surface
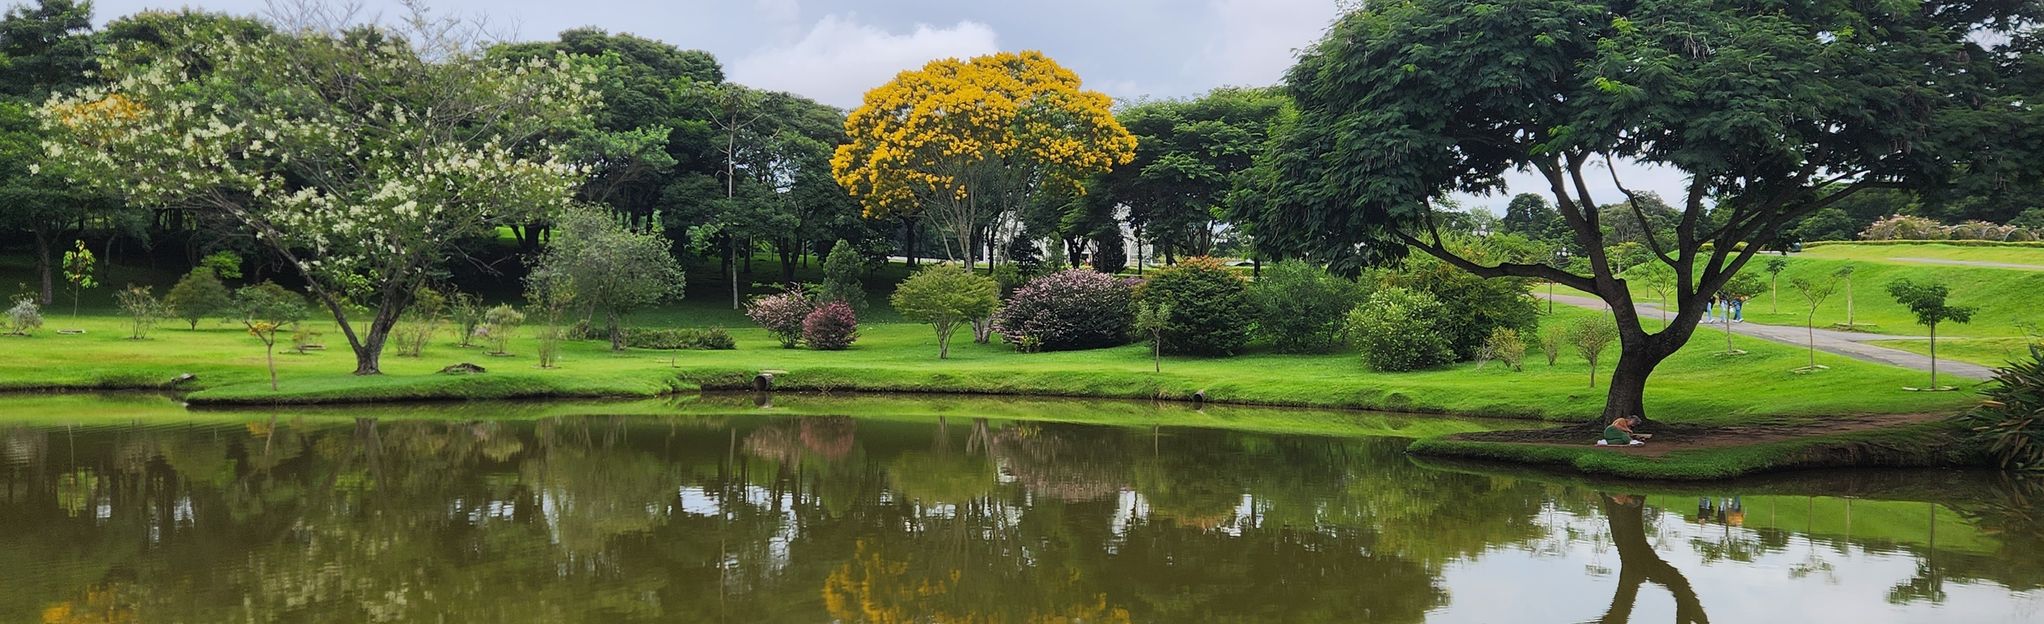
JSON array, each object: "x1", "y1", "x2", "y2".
[{"x1": 1, "y1": 393, "x2": 2039, "y2": 623}]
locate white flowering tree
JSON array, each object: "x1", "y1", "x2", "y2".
[{"x1": 39, "y1": 4, "x2": 596, "y2": 375}]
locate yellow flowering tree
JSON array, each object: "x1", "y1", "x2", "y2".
[
  {"x1": 833, "y1": 51, "x2": 1135, "y2": 269},
  {"x1": 39, "y1": 5, "x2": 596, "y2": 375}
]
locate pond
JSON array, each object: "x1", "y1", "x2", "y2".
[{"x1": 1, "y1": 393, "x2": 2039, "y2": 622}]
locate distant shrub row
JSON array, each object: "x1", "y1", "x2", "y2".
[
  {"x1": 1803, "y1": 239, "x2": 2044, "y2": 249},
  {"x1": 1859, "y1": 214, "x2": 2042, "y2": 242},
  {"x1": 624, "y1": 327, "x2": 736, "y2": 350},
  {"x1": 883, "y1": 255, "x2": 1538, "y2": 370}
]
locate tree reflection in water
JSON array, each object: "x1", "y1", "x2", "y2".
[
  {"x1": 1591, "y1": 494, "x2": 1708, "y2": 624},
  {"x1": 0, "y1": 410, "x2": 2039, "y2": 623}
]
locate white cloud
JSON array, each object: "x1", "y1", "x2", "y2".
[
  {"x1": 728, "y1": 15, "x2": 1000, "y2": 108},
  {"x1": 753, "y1": 0, "x2": 801, "y2": 23},
  {"x1": 1191, "y1": 0, "x2": 1341, "y2": 87},
  {"x1": 1090, "y1": 79, "x2": 1159, "y2": 103}
]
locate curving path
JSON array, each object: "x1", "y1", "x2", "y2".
[{"x1": 1543, "y1": 292, "x2": 1995, "y2": 381}]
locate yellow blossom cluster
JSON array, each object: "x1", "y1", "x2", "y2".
[
  {"x1": 820, "y1": 540, "x2": 1134, "y2": 624},
  {"x1": 831, "y1": 51, "x2": 1137, "y2": 220}
]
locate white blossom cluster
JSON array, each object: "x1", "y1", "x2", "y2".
[{"x1": 38, "y1": 24, "x2": 597, "y2": 308}]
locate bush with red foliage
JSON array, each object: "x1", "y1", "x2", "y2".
[{"x1": 802, "y1": 301, "x2": 859, "y2": 350}]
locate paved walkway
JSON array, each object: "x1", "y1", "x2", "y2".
[
  {"x1": 1544, "y1": 293, "x2": 1996, "y2": 380},
  {"x1": 1888, "y1": 257, "x2": 2044, "y2": 272}
]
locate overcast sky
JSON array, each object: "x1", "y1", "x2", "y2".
[{"x1": 84, "y1": 0, "x2": 1687, "y2": 211}]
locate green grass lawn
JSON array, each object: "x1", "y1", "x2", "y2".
[
  {"x1": 1, "y1": 302, "x2": 1979, "y2": 423},
  {"x1": 1870, "y1": 336, "x2": 2042, "y2": 368},
  {"x1": 1801, "y1": 241, "x2": 2044, "y2": 264},
  {"x1": 1734, "y1": 243, "x2": 2044, "y2": 339}
]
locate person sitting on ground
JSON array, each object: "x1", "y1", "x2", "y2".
[{"x1": 1597, "y1": 415, "x2": 1646, "y2": 446}]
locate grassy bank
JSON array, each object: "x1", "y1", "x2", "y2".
[
  {"x1": 4, "y1": 305, "x2": 1980, "y2": 422},
  {"x1": 1406, "y1": 418, "x2": 1984, "y2": 480},
  {"x1": 0, "y1": 392, "x2": 1526, "y2": 441}
]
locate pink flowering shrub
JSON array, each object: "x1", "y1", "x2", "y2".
[
  {"x1": 746, "y1": 288, "x2": 815, "y2": 348},
  {"x1": 993, "y1": 269, "x2": 1136, "y2": 351},
  {"x1": 802, "y1": 301, "x2": 858, "y2": 350}
]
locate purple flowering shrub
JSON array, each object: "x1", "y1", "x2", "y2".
[
  {"x1": 992, "y1": 269, "x2": 1136, "y2": 351},
  {"x1": 746, "y1": 288, "x2": 815, "y2": 348}
]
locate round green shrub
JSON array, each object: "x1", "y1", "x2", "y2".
[
  {"x1": 1373, "y1": 256, "x2": 1537, "y2": 360},
  {"x1": 1347, "y1": 287, "x2": 1453, "y2": 371},
  {"x1": 1137, "y1": 257, "x2": 1253, "y2": 356},
  {"x1": 1250, "y1": 260, "x2": 1360, "y2": 353}
]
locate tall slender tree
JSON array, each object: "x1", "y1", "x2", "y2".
[
  {"x1": 1101, "y1": 87, "x2": 1288, "y2": 262},
  {"x1": 0, "y1": 0, "x2": 106, "y2": 305}
]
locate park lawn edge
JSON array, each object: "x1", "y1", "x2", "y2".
[
  {"x1": 1404, "y1": 419, "x2": 1987, "y2": 481},
  {"x1": 182, "y1": 368, "x2": 699, "y2": 404}
]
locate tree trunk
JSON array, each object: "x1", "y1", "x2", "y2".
[
  {"x1": 608, "y1": 309, "x2": 626, "y2": 351},
  {"x1": 903, "y1": 217, "x2": 918, "y2": 268},
  {"x1": 351, "y1": 304, "x2": 402, "y2": 376},
  {"x1": 1601, "y1": 346, "x2": 1665, "y2": 423},
  {"x1": 779, "y1": 243, "x2": 797, "y2": 285},
  {"x1": 1928, "y1": 322, "x2": 1938, "y2": 389},
  {"x1": 1135, "y1": 227, "x2": 1145, "y2": 276},
  {"x1": 726, "y1": 236, "x2": 740, "y2": 310},
  {"x1": 33, "y1": 230, "x2": 54, "y2": 305},
  {"x1": 937, "y1": 323, "x2": 952, "y2": 359},
  {"x1": 1807, "y1": 315, "x2": 1819, "y2": 369},
  {"x1": 1596, "y1": 494, "x2": 1708, "y2": 623},
  {"x1": 1844, "y1": 277, "x2": 1855, "y2": 327},
  {"x1": 265, "y1": 341, "x2": 279, "y2": 391}
]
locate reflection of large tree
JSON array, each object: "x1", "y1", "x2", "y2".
[{"x1": 1590, "y1": 494, "x2": 1707, "y2": 624}]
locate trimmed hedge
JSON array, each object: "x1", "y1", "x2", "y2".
[{"x1": 624, "y1": 327, "x2": 737, "y2": 350}]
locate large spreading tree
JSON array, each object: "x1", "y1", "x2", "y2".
[
  {"x1": 490, "y1": 28, "x2": 722, "y2": 251},
  {"x1": 42, "y1": 3, "x2": 595, "y2": 375},
  {"x1": 1266, "y1": 0, "x2": 2042, "y2": 421},
  {"x1": 833, "y1": 50, "x2": 1137, "y2": 269},
  {"x1": 1102, "y1": 87, "x2": 1289, "y2": 262}
]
